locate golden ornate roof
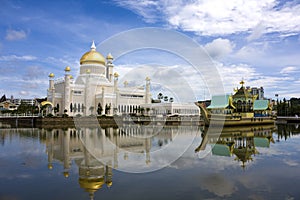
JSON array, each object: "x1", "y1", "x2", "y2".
[{"x1": 80, "y1": 41, "x2": 106, "y2": 65}]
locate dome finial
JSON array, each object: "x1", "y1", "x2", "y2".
[{"x1": 91, "y1": 40, "x2": 96, "y2": 51}]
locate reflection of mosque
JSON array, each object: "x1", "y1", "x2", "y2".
[
  {"x1": 44, "y1": 125, "x2": 198, "y2": 199},
  {"x1": 196, "y1": 125, "x2": 275, "y2": 169}
]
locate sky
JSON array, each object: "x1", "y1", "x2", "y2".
[{"x1": 0, "y1": 0, "x2": 300, "y2": 101}]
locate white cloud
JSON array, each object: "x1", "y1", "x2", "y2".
[
  {"x1": 115, "y1": 0, "x2": 300, "y2": 37},
  {"x1": 5, "y1": 29, "x2": 27, "y2": 41},
  {"x1": 204, "y1": 38, "x2": 235, "y2": 59},
  {"x1": 280, "y1": 66, "x2": 298, "y2": 74},
  {"x1": 19, "y1": 90, "x2": 29, "y2": 96},
  {"x1": 113, "y1": 0, "x2": 160, "y2": 23},
  {"x1": 0, "y1": 55, "x2": 37, "y2": 61}
]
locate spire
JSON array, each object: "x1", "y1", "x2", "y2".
[{"x1": 91, "y1": 40, "x2": 96, "y2": 51}]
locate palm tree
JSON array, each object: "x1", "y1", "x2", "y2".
[
  {"x1": 164, "y1": 96, "x2": 168, "y2": 102},
  {"x1": 157, "y1": 93, "x2": 163, "y2": 100}
]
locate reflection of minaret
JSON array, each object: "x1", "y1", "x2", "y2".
[
  {"x1": 145, "y1": 138, "x2": 151, "y2": 164},
  {"x1": 105, "y1": 163, "x2": 113, "y2": 188},
  {"x1": 113, "y1": 135, "x2": 119, "y2": 169},
  {"x1": 47, "y1": 130, "x2": 54, "y2": 170},
  {"x1": 63, "y1": 130, "x2": 71, "y2": 177}
]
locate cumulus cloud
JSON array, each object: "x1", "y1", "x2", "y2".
[
  {"x1": 204, "y1": 38, "x2": 235, "y2": 59},
  {"x1": 114, "y1": 0, "x2": 300, "y2": 37},
  {"x1": 5, "y1": 29, "x2": 27, "y2": 41}
]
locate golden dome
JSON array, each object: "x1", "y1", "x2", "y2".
[
  {"x1": 80, "y1": 41, "x2": 106, "y2": 65},
  {"x1": 69, "y1": 75, "x2": 73, "y2": 79},
  {"x1": 65, "y1": 66, "x2": 71, "y2": 72},
  {"x1": 49, "y1": 73, "x2": 55, "y2": 78}
]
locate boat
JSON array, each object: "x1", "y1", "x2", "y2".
[{"x1": 196, "y1": 81, "x2": 276, "y2": 126}]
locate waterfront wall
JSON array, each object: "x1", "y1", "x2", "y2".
[{"x1": 0, "y1": 116, "x2": 202, "y2": 128}]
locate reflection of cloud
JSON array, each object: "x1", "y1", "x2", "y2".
[
  {"x1": 200, "y1": 173, "x2": 237, "y2": 197},
  {"x1": 283, "y1": 159, "x2": 299, "y2": 167}
]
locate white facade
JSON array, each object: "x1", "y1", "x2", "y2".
[
  {"x1": 47, "y1": 42, "x2": 151, "y2": 116},
  {"x1": 141, "y1": 102, "x2": 200, "y2": 116}
]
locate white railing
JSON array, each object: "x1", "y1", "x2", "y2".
[{"x1": 0, "y1": 113, "x2": 40, "y2": 118}]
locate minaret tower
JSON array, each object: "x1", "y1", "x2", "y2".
[
  {"x1": 106, "y1": 53, "x2": 114, "y2": 82},
  {"x1": 145, "y1": 77, "x2": 151, "y2": 104},
  {"x1": 48, "y1": 73, "x2": 55, "y2": 113},
  {"x1": 63, "y1": 66, "x2": 71, "y2": 116}
]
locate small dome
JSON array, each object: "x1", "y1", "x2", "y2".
[
  {"x1": 113, "y1": 72, "x2": 119, "y2": 77},
  {"x1": 49, "y1": 73, "x2": 55, "y2": 78},
  {"x1": 65, "y1": 66, "x2": 71, "y2": 72},
  {"x1": 80, "y1": 41, "x2": 106, "y2": 65},
  {"x1": 106, "y1": 53, "x2": 113, "y2": 60}
]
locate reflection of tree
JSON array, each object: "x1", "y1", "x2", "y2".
[
  {"x1": 277, "y1": 123, "x2": 300, "y2": 141},
  {"x1": 97, "y1": 103, "x2": 102, "y2": 115}
]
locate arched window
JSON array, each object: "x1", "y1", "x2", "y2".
[
  {"x1": 237, "y1": 100, "x2": 242, "y2": 112},
  {"x1": 56, "y1": 104, "x2": 60, "y2": 113},
  {"x1": 78, "y1": 103, "x2": 81, "y2": 112},
  {"x1": 70, "y1": 103, "x2": 73, "y2": 112}
]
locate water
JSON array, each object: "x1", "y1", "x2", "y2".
[{"x1": 0, "y1": 124, "x2": 300, "y2": 200}]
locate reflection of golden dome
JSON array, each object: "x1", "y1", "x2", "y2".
[
  {"x1": 80, "y1": 41, "x2": 106, "y2": 65},
  {"x1": 106, "y1": 181, "x2": 113, "y2": 187},
  {"x1": 49, "y1": 73, "x2": 55, "y2": 78},
  {"x1": 65, "y1": 66, "x2": 71, "y2": 72},
  {"x1": 64, "y1": 171, "x2": 69, "y2": 178},
  {"x1": 48, "y1": 163, "x2": 53, "y2": 170},
  {"x1": 79, "y1": 177, "x2": 105, "y2": 193}
]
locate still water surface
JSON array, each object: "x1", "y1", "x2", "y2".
[{"x1": 0, "y1": 124, "x2": 300, "y2": 200}]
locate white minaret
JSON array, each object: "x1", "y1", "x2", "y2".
[
  {"x1": 84, "y1": 69, "x2": 91, "y2": 116},
  {"x1": 48, "y1": 73, "x2": 55, "y2": 114},
  {"x1": 114, "y1": 72, "x2": 119, "y2": 114},
  {"x1": 63, "y1": 66, "x2": 71, "y2": 115},
  {"x1": 145, "y1": 77, "x2": 151, "y2": 104},
  {"x1": 106, "y1": 53, "x2": 114, "y2": 81},
  {"x1": 101, "y1": 87, "x2": 106, "y2": 115}
]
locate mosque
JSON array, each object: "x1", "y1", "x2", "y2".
[{"x1": 47, "y1": 41, "x2": 151, "y2": 116}]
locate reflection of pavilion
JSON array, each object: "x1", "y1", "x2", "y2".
[
  {"x1": 44, "y1": 125, "x2": 198, "y2": 199},
  {"x1": 196, "y1": 125, "x2": 275, "y2": 169}
]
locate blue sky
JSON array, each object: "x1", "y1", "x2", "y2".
[{"x1": 0, "y1": 0, "x2": 299, "y2": 100}]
